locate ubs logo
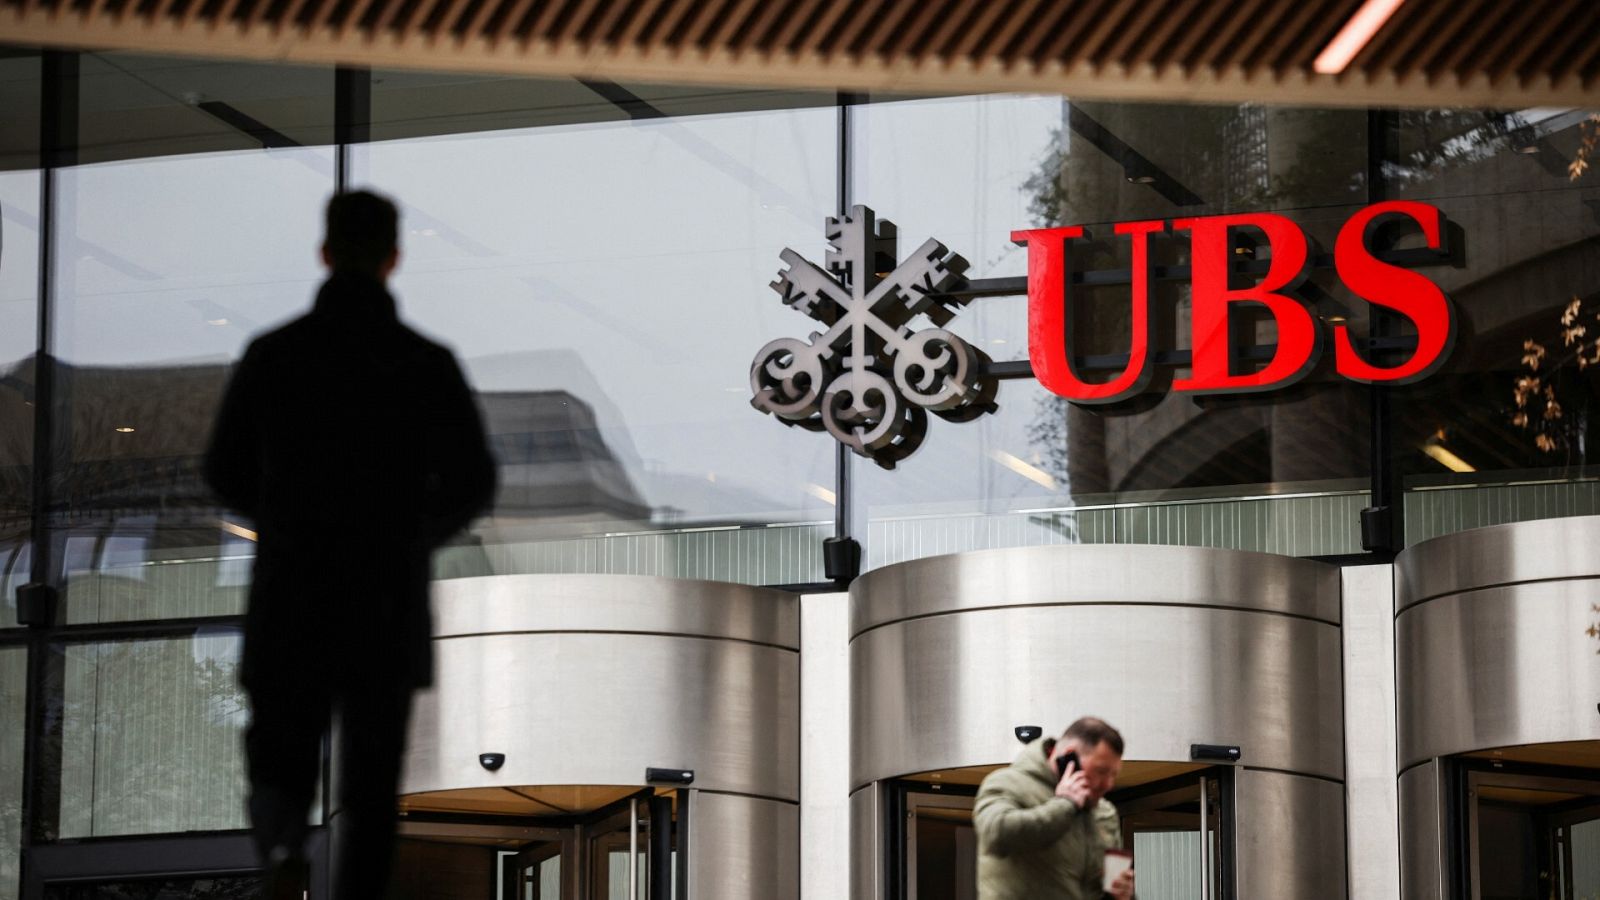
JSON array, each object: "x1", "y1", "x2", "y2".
[
  {"x1": 749, "y1": 206, "x2": 998, "y2": 468},
  {"x1": 752, "y1": 201, "x2": 1456, "y2": 465},
  {"x1": 1012, "y1": 200, "x2": 1456, "y2": 403}
]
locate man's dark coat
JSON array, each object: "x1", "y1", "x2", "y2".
[{"x1": 204, "y1": 272, "x2": 496, "y2": 690}]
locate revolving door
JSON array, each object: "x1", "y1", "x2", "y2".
[
  {"x1": 889, "y1": 766, "x2": 1233, "y2": 900},
  {"x1": 393, "y1": 788, "x2": 680, "y2": 900}
]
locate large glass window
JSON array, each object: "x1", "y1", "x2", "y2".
[
  {"x1": 0, "y1": 50, "x2": 40, "y2": 625},
  {"x1": 354, "y1": 76, "x2": 839, "y2": 585},
  {"x1": 51, "y1": 53, "x2": 335, "y2": 623},
  {"x1": 851, "y1": 96, "x2": 1373, "y2": 566},
  {"x1": 1390, "y1": 109, "x2": 1600, "y2": 544},
  {"x1": 55, "y1": 631, "x2": 249, "y2": 838}
]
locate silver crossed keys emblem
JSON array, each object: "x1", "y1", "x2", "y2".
[{"x1": 750, "y1": 206, "x2": 997, "y2": 468}]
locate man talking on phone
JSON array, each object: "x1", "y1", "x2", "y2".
[{"x1": 973, "y1": 716, "x2": 1136, "y2": 900}]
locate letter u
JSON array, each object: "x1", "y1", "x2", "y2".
[{"x1": 1012, "y1": 220, "x2": 1165, "y2": 404}]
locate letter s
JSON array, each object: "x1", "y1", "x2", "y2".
[{"x1": 1333, "y1": 201, "x2": 1455, "y2": 383}]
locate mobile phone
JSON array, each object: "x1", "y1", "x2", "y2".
[{"x1": 1055, "y1": 750, "x2": 1080, "y2": 779}]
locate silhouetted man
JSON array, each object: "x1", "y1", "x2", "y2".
[{"x1": 205, "y1": 190, "x2": 496, "y2": 899}]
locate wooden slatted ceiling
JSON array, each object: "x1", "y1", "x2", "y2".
[{"x1": 2, "y1": 0, "x2": 1598, "y2": 107}]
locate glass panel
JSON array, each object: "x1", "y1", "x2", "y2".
[
  {"x1": 1117, "y1": 777, "x2": 1224, "y2": 900},
  {"x1": 1395, "y1": 108, "x2": 1600, "y2": 544},
  {"x1": 912, "y1": 805, "x2": 977, "y2": 900},
  {"x1": 353, "y1": 82, "x2": 838, "y2": 585},
  {"x1": 0, "y1": 50, "x2": 40, "y2": 627},
  {"x1": 0, "y1": 646, "x2": 24, "y2": 900},
  {"x1": 539, "y1": 855, "x2": 561, "y2": 898},
  {"x1": 53, "y1": 54, "x2": 334, "y2": 622},
  {"x1": 1130, "y1": 832, "x2": 1201, "y2": 900},
  {"x1": 56, "y1": 631, "x2": 249, "y2": 837},
  {"x1": 1574, "y1": 817, "x2": 1600, "y2": 899},
  {"x1": 851, "y1": 95, "x2": 1370, "y2": 567}
]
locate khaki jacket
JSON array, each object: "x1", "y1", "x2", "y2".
[{"x1": 974, "y1": 739, "x2": 1121, "y2": 900}]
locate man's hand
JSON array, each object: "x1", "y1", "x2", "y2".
[
  {"x1": 1109, "y1": 868, "x2": 1135, "y2": 900},
  {"x1": 1053, "y1": 758, "x2": 1092, "y2": 807}
]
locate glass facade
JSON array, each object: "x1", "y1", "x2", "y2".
[
  {"x1": 353, "y1": 76, "x2": 839, "y2": 585},
  {"x1": 53, "y1": 53, "x2": 335, "y2": 624},
  {"x1": 851, "y1": 97, "x2": 1375, "y2": 563},
  {"x1": 0, "y1": 42, "x2": 1596, "y2": 897}
]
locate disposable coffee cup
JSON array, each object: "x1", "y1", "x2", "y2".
[{"x1": 1102, "y1": 849, "x2": 1133, "y2": 893}]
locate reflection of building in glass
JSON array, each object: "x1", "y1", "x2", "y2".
[
  {"x1": 0, "y1": 357, "x2": 648, "y2": 533},
  {"x1": 1223, "y1": 105, "x2": 1270, "y2": 204},
  {"x1": 478, "y1": 389, "x2": 650, "y2": 528}
]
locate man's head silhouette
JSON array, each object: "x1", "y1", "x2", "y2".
[{"x1": 322, "y1": 190, "x2": 399, "y2": 280}]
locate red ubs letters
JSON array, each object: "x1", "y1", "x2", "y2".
[{"x1": 1010, "y1": 200, "x2": 1454, "y2": 404}]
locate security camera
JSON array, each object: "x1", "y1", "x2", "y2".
[
  {"x1": 1014, "y1": 725, "x2": 1043, "y2": 744},
  {"x1": 479, "y1": 753, "x2": 506, "y2": 771}
]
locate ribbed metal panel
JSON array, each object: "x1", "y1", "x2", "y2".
[
  {"x1": 866, "y1": 490, "x2": 1369, "y2": 567},
  {"x1": 1404, "y1": 480, "x2": 1600, "y2": 545},
  {"x1": 2, "y1": 0, "x2": 1595, "y2": 109}
]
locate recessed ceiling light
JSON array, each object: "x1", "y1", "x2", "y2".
[
  {"x1": 114, "y1": 426, "x2": 136, "y2": 433},
  {"x1": 206, "y1": 318, "x2": 230, "y2": 326}
]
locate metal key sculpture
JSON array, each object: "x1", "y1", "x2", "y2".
[{"x1": 750, "y1": 206, "x2": 997, "y2": 468}]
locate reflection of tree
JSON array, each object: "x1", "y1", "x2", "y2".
[
  {"x1": 1026, "y1": 393, "x2": 1070, "y2": 488},
  {"x1": 59, "y1": 637, "x2": 249, "y2": 838},
  {"x1": 1510, "y1": 298, "x2": 1598, "y2": 457},
  {"x1": 1385, "y1": 110, "x2": 1529, "y2": 188}
]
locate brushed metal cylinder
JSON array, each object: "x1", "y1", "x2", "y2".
[
  {"x1": 688, "y1": 792, "x2": 799, "y2": 900},
  {"x1": 1395, "y1": 521, "x2": 1600, "y2": 767},
  {"x1": 1396, "y1": 515, "x2": 1600, "y2": 613},
  {"x1": 400, "y1": 575, "x2": 799, "y2": 802},
  {"x1": 1234, "y1": 769, "x2": 1347, "y2": 899},
  {"x1": 851, "y1": 543, "x2": 1340, "y2": 637},
  {"x1": 430, "y1": 573, "x2": 799, "y2": 647},
  {"x1": 850, "y1": 544, "x2": 1343, "y2": 787}
]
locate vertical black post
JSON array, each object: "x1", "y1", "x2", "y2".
[
  {"x1": 671, "y1": 789, "x2": 690, "y2": 900},
  {"x1": 648, "y1": 793, "x2": 672, "y2": 899},
  {"x1": 1360, "y1": 109, "x2": 1403, "y2": 554},
  {"x1": 834, "y1": 93, "x2": 852, "y2": 543},
  {"x1": 823, "y1": 92, "x2": 861, "y2": 585},
  {"x1": 20, "y1": 51, "x2": 77, "y2": 895},
  {"x1": 333, "y1": 67, "x2": 371, "y2": 192}
]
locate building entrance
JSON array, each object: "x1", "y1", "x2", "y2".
[
  {"x1": 391, "y1": 787, "x2": 677, "y2": 900},
  {"x1": 889, "y1": 764, "x2": 1234, "y2": 900}
]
